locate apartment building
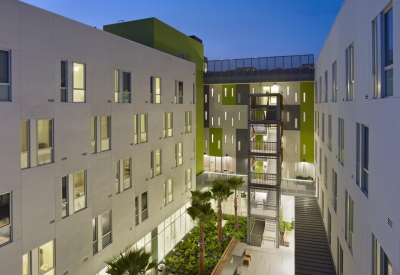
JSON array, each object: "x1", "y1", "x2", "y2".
[
  {"x1": 0, "y1": 1, "x2": 197, "y2": 274},
  {"x1": 315, "y1": 0, "x2": 399, "y2": 274}
]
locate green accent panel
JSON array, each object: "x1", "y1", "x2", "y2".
[
  {"x1": 222, "y1": 84, "x2": 236, "y2": 105},
  {"x1": 104, "y1": 18, "x2": 205, "y2": 174},
  {"x1": 209, "y1": 128, "x2": 222, "y2": 157},
  {"x1": 300, "y1": 82, "x2": 314, "y2": 163}
]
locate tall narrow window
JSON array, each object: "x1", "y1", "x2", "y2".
[
  {"x1": 324, "y1": 155, "x2": 327, "y2": 188},
  {"x1": 114, "y1": 70, "x2": 119, "y2": 103},
  {"x1": 303, "y1": 112, "x2": 306, "y2": 122},
  {"x1": 294, "y1": 92, "x2": 298, "y2": 103},
  {"x1": 217, "y1": 94, "x2": 220, "y2": 103},
  {"x1": 346, "y1": 44, "x2": 355, "y2": 101},
  {"x1": 332, "y1": 61, "x2": 337, "y2": 102},
  {"x1": 192, "y1": 138, "x2": 196, "y2": 159},
  {"x1": 286, "y1": 86, "x2": 290, "y2": 96},
  {"x1": 193, "y1": 83, "x2": 196, "y2": 104},
  {"x1": 61, "y1": 61, "x2": 67, "y2": 102},
  {"x1": 224, "y1": 111, "x2": 227, "y2": 120},
  {"x1": 135, "y1": 196, "x2": 139, "y2": 226},
  {"x1": 231, "y1": 117, "x2": 234, "y2": 127},
  {"x1": 115, "y1": 161, "x2": 120, "y2": 193},
  {"x1": 328, "y1": 115, "x2": 332, "y2": 151},
  {"x1": 356, "y1": 123, "x2": 369, "y2": 194},
  {"x1": 102, "y1": 210, "x2": 112, "y2": 248},
  {"x1": 294, "y1": 118, "x2": 298, "y2": 129},
  {"x1": 324, "y1": 70, "x2": 328, "y2": 103},
  {"x1": 384, "y1": 8, "x2": 393, "y2": 97},
  {"x1": 337, "y1": 238, "x2": 343, "y2": 275},
  {"x1": 345, "y1": 191, "x2": 354, "y2": 252},
  {"x1": 319, "y1": 147, "x2": 322, "y2": 173},
  {"x1": 0, "y1": 192, "x2": 11, "y2": 246},
  {"x1": 319, "y1": 76, "x2": 322, "y2": 103},
  {"x1": 185, "y1": 111, "x2": 192, "y2": 133},
  {"x1": 175, "y1": 143, "x2": 183, "y2": 167},
  {"x1": 315, "y1": 80, "x2": 318, "y2": 103},
  {"x1": 175, "y1": 81, "x2": 183, "y2": 104},
  {"x1": 373, "y1": 234, "x2": 393, "y2": 275},
  {"x1": 150, "y1": 77, "x2": 161, "y2": 103},
  {"x1": 92, "y1": 217, "x2": 98, "y2": 254},
  {"x1": 0, "y1": 50, "x2": 10, "y2": 101},
  {"x1": 91, "y1": 117, "x2": 96, "y2": 153},
  {"x1": 238, "y1": 141, "x2": 241, "y2": 151},
  {"x1": 328, "y1": 210, "x2": 331, "y2": 245},
  {"x1": 205, "y1": 94, "x2": 207, "y2": 103},
  {"x1": 185, "y1": 169, "x2": 192, "y2": 191},
  {"x1": 141, "y1": 192, "x2": 148, "y2": 221},
  {"x1": 164, "y1": 112, "x2": 173, "y2": 137},
  {"x1": 332, "y1": 169, "x2": 337, "y2": 212},
  {"x1": 133, "y1": 114, "x2": 138, "y2": 144},
  {"x1": 151, "y1": 149, "x2": 162, "y2": 177},
  {"x1": 287, "y1": 112, "x2": 290, "y2": 122},
  {"x1": 321, "y1": 190, "x2": 324, "y2": 218},
  {"x1": 122, "y1": 72, "x2": 131, "y2": 103},
  {"x1": 21, "y1": 121, "x2": 29, "y2": 169},
  {"x1": 23, "y1": 253, "x2": 30, "y2": 275},
  {"x1": 338, "y1": 118, "x2": 344, "y2": 165},
  {"x1": 218, "y1": 117, "x2": 220, "y2": 126},
  {"x1": 123, "y1": 158, "x2": 131, "y2": 190},
  {"x1": 74, "y1": 171, "x2": 86, "y2": 212},
  {"x1": 303, "y1": 144, "x2": 306, "y2": 155},
  {"x1": 303, "y1": 92, "x2": 306, "y2": 102},
  {"x1": 238, "y1": 112, "x2": 241, "y2": 120},
  {"x1": 165, "y1": 179, "x2": 173, "y2": 206},
  {"x1": 61, "y1": 176, "x2": 68, "y2": 218},
  {"x1": 140, "y1": 114, "x2": 148, "y2": 142},
  {"x1": 100, "y1": 116, "x2": 111, "y2": 151},
  {"x1": 205, "y1": 111, "x2": 207, "y2": 120},
  {"x1": 322, "y1": 113, "x2": 325, "y2": 142},
  {"x1": 73, "y1": 63, "x2": 85, "y2": 102},
  {"x1": 39, "y1": 240, "x2": 55, "y2": 274},
  {"x1": 37, "y1": 119, "x2": 53, "y2": 165}
]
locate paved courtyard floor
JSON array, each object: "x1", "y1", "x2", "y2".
[{"x1": 237, "y1": 230, "x2": 294, "y2": 275}]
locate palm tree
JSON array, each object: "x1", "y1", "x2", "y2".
[
  {"x1": 227, "y1": 176, "x2": 245, "y2": 230},
  {"x1": 211, "y1": 179, "x2": 233, "y2": 243},
  {"x1": 187, "y1": 190, "x2": 214, "y2": 275},
  {"x1": 104, "y1": 246, "x2": 157, "y2": 275}
]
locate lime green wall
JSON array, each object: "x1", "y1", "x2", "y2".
[
  {"x1": 209, "y1": 128, "x2": 222, "y2": 157},
  {"x1": 222, "y1": 84, "x2": 236, "y2": 105},
  {"x1": 104, "y1": 18, "x2": 205, "y2": 174},
  {"x1": 300, "y1": 82, "x2": 314, "y2": 163}
]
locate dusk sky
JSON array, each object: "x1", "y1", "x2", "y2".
[{"x1": 22, "y1": 0, "x2": 344, "y2": 60}]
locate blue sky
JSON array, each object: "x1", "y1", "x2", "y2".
[{"x1": 22, "y1": 0, "x2": 344, "y2": 60}]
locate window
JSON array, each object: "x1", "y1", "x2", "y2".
[
  {"x1": 224, "y1": 112, "x2": 227, "y2": 120},
  {"x1": 21, "y1": 121, "x2": 29, "y2": 169},
  {"x1": 74, "y1": 171, "x2": 86, "y2": 212},
  {"x1": 164, "y1": 112, "x2": 173, "y2": 138},
  {"x1": 224, "y1": 135, "x2": 227, "y2": 144},
  {"x1": 384, "y1": 9, "x2": 394, "y2": 96},
  {"x1": 135, "y1": 196, "x2": 139, "y2": 226},
  {"x1": 165, "y1": 179, "x2": 173, "y2": 206},
  {"x1": 231, "y1": 135, "x2": 234, "y2": 144},
  {"x1": 286, "y1": 137, "x2": 290, "y2": 147},
  {"x1": 303, "y1": 144, "x2": 306, "y2": 155},
  {"x1": 328, "y1": 115, "x2": 332, "y2": 150},
  {"x1": 322, "y1": 113, "x2": 325, "y2": 142},
  {"x1": 294, "y1": 118, "x2": 298, "y2": 129},
  {"x1": 100, "y1": 116, "x2": 111, "y2": 151},
  {"x1": 338, "y1": 118, "x2": 344, "y2": 165},
  {"x1": 61, "y1": 177, "x2": 68, "y2": 218},
  {"x1": 286, "y1": 112, "x2": 290, "y2": 122},
  {"x1": 303, "y1": 92, "x2": 306, "y2": 102},
  {"x1": 211, "y1": 88, "x2": 214, "y2": 97},
  {"x1": 141, "y1": 192, "x2": 148, "y2": 222},
  {"x1": 238, "y1": 93, "x2": 241, "y2": 103},
  {"x1": 0, "y1": 192, "x2": 11, "y2": 246},
  {"x1": 91, "y1": 117, "x2": 97, "y2": 153},
  {"x1": 315, "y1": 140, "x2": 318, "y2": 162},
  {"x1": 205, "y1": 139, "x2": 208, "y2": 149},
  {"x1": 122, "y1": 72, "x2": 131, "y2": 103},
  {"x1": 193, "y1": 138, "x2": 196, "y2": 159},
  {"x1": 238, "y1": 141, "x2": 241, "y2": 151},
  {"x1": 286, "y1": 86, "x2": 290, "y2": 96},
  {"x1": 116, "y1": 158, "x2": 131, "y2": 193},
  {"x1": 24, "y1": 240, "x2": 55, "y2": 275},
  {"x1": 140, "y1": 114, "x2": 148, "y2": 143},
  {"x1": 150, "y1": 76, "x2": 161, "y2": 103},
  {"x1": 185, "y1": 111, "x2": 192, "y2": 133},
  {"x1": 319, "y1": 147, "x2": 322, "y2": 173},
  {"x1": 192, "y1": 83, "x2": 195, "y2": 103},
  {"x1": 0, "y1": 50, "x2": 10, "y2": 101},
  {"x1": 345, "y1": 190, "x2": 354, "y2": 252},
  {"x1": 317, "y1": 112, "x2": 320, "y2": 136},
  {"x1": 332, "y1": 61, "x2": 337, "y2": 102},
  {"x1": 337, "y1": 238, "x2": 343, "y2": 275},
  {"x1": 205, "y1": 94, "x2": 207, "y2": 103},
  {"x1": 61, "y1": 61, "x2": 67, "y2": 102},
  {"x1": 73, "y1": 62, "x2": 85, "y2": 102},
  {"x1": 218, "y1": 117, "x2": 220, "y2": 126},
  {"x1": 175, "y1": 143, "x2": 183, "y2": 167},
  {"x1": 332, "y1": 169, "x2": 337, "y2": 212},
  {"x1": 319, "y1": 76, "x2": 322, "y2": 103},
  {"x1": 151, "y1": 149, "x2": 162, "y2": 178},
  {"x1": 218, "y1": 94, "x2": 220, "y2": 102},
  {"x1": 346, "y1": 44, "x2": 355, "y2": 101},
  {"x1": 37, "y1": 119, "x2": 53, "y2": 165},
  {"x1": 92, "y1": 217, "x2": 98, "y2": 254},
  {"x1": 324, "y1": 70, "x2": 328, "y2": 103},
  {"x1": 373, "y1": 234, "x2": 393, "y2": 275},
  {"x1": 321, "y1": 190, "x2": 324, "y2": 218},
  {"x1": 356, "y1": 123, "x2": 369, "y2": 194},
  {"x1": 324, "y1": 156, "x2": 327, "y2": 188},
  {"x1": 205, "y1": 111, "x2": 207, "y2": 120},
  {"x1": 294, "y1": 92, "x2": 298, "y2": 103},
  {"x1": 303, "y1": 112, "x2": 306, "y2": 122},
  {"x1": 185, "y1": 169, "x2": 192, "y2": 191},
  {"x1": 102, "y1": 211, "x2": 112, "y2": 248},
  {"x1": 175, "y1": 81, "x2": 183, "y2": 104},
  {"x1": 114, "y1": 70, "x2": 119, "y2": 103},
  {"x1": 231, "y1": 117, "x2": 234, "y2": 127},
  {"x1": 315, "y1": 80, "x2": 318, "y2": 103},
  {"x1": 238, "y1": 112, "x2": 241, "y2": 120}
]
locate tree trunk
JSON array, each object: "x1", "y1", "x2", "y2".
[
  {"x1": 217, "y1": 200, "x2": 223, "y2": 243},
  {"x1": 234, "y1": 190, "x2": 239, "y2": 230},
  {"x1": 198, "y1": 223, "x2": 205, "y2": 275}
]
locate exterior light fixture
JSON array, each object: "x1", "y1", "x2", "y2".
[{"x1": 273, "y1": 83, "x2": 277, "y2": 88}]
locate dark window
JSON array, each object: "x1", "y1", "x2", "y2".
[{"x1": 122, "y1": 72, "x2": 131, "y2": 103}]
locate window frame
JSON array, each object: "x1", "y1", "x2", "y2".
[
  {"x1": 332, "y1": 61, "x2": 337, "y2": 102},
  {"x1": 0, "y1": 49, "x2": 10, "y2": 102},
  {"x1": 150, "y1": 76, "x2": 161, "y2": 104},
  {"x1": 185, "y1": 111, "x2": 192, "y2": 133},
  {"x1": 72, "y1": 62, "x2": 86, "y2": 103},
  {"x1": 141, "y1": 192, "x2": 148, "y2": 222},
  {"x1": 61, "y1": 60, "x2": 67, "y2": 102},
  {"x1": 164, "y1": 112, "x2": 173, "y2": 138},
  {"x1": 73, "y1": 170, "x2": 87, "y2": 213},
  {"x1": 37, "y1": 119, "x2": 53, "y2": 166},
  {"x1": 21, "y1": 120, "x2": 30, "y2": 169},
  {"x1": 100, "y1": 115, "x2": 111, "y2": 151},
  {"x1": 346, "y1": 44, "x2": 355, "y2": 101},
  {"x1": 175, "y1": 80, "x2": 183, "y2": 104},
  {"x1": 0, "y1": 192, "x2": 11, "y2": 247}
]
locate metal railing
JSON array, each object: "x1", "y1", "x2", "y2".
[
  {"x1": 204, "y1": 54, "x2": 314, "y2": 84},
  {"x1": 249, "y1": 141, "x2": 277, "y2": 154},
  {"x1": 281, "y1": 178, "x2": 315, "y2": 196},
  {"x1": 249, "y1": 172, "x2": 277, "y2": 186}
]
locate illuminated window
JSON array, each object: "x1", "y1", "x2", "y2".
[{"x1": 73, "y1": 63, "x2": 85, "y2": 102}]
